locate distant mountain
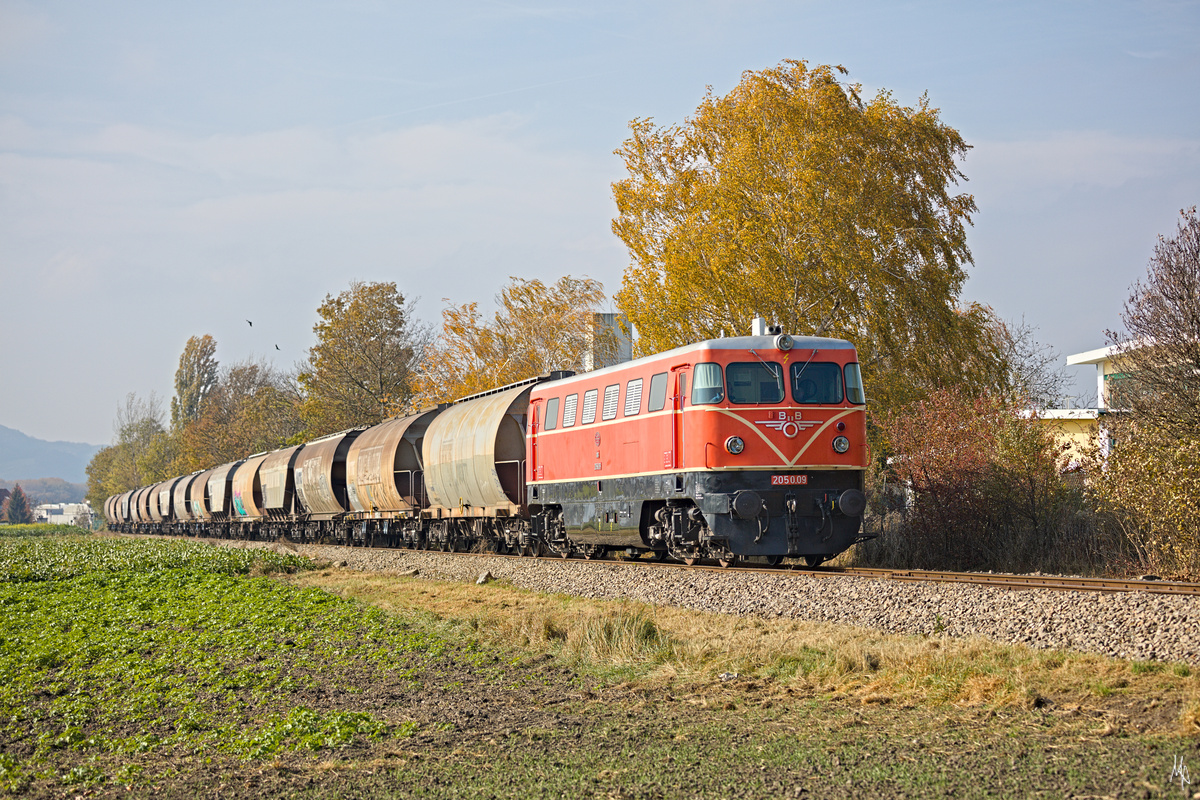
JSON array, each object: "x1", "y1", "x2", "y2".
[
  {"x1": 0, "y1": 425, "x2": 104, "y2": 484},
  {"x1": 0, "y1": 477, "x2": 88, "y2": 505}
]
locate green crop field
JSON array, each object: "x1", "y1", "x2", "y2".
[
  {"x1": 0, "y1": 534, "x2": 487, "y2": 795},
  {"x1": 0, "y1": 524, "x2": 90, "y2": 539}
]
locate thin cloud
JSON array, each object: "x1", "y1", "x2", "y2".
[
  {"x1": 967, "y1": 132, "x2": 1200, "y2": 196},
  {"x1": 334, "y1": 71, "x2": 620, "y2": 128}
]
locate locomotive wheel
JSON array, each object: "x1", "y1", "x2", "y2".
[
  {"x1": 683, "y1": 556, "x2": 698, "y2": 567},
  {"x1": 718, "y1": 555, "x2": 739, "y2": 569},
  {"x1": 804, "y1": 555, "x2": 825, "y2": 568},
  {"x1": 765, "y1": 555, "x2": 784, "y2": 566}
]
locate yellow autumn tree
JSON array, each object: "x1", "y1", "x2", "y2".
[
  {"x1": 298, "y1": 281, "x2": 429, "y2": 436},
  {"x1": 612, "y1": 60, "x2": 1007, "y2": 412},
  {"x1": 417, "y1": 275, "x2": 609, "y2": 403},
  {"x1": 177, "y1": 359, "x2": 304, "y2": 470}
]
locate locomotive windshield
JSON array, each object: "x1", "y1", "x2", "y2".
[
  {"x1": 691, "y1": 362, "x2": 724, "y2": 404},
  {"x1": 845, "y1": 363, "x2": 866, "y2": 404},
  {"x1": 727, "y1": 362, "x2": 785, "y2": 404},
  {"x1": 790, "y1": 362, "x2": 845, "y2": 404}
]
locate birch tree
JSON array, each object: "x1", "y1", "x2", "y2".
[
  {"x1": 612, "y1": 60, "x2": 1007, "y2": 411},
  {"x1": 417, "y1": 275, "x2": 608, "y2": 403}
]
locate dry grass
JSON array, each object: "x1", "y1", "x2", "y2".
[{"x1": 288, "y1": 568, "x2": 1200, "y2": 735}]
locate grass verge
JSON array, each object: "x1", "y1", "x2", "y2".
[{"x1": 292, "y1": 567, "x2": 1200, "y2": 737}]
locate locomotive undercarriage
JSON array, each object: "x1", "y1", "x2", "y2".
[{"x1": 533, "y1": 469, "x2": 872, "y2": 565}]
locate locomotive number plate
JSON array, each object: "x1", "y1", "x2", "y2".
[{"x1": 771, "y1": 475, "x2": 808, "y2": 486}]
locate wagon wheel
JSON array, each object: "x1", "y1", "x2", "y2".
[
  {"x1": 583, "y1": 546, "x2": 605, "y2": 560},
  {"x1": 804, "y1": 555, "x2": 825, "y2": 568},
  {"x1": 651, "y1": 549, "x2": 669, "y2": 562},
  {"x1": 765, "y1": 555, "x2": 784, "y2": 567}
]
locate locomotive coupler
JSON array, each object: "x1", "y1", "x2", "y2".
[
  {"x1": 816, "y1": 493, "x2": 834, "y2": 542},
  {"x1": 784, "y1": 493, "x2": 803, "y2": 553}
]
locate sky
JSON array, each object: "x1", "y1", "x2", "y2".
[{"x1": 1, "y1": 0, "x2": 1198, "y2": 446}]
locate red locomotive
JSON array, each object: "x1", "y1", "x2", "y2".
[
  {"x1": 527, "y1": 327, "x2": 869, "y2": 565},
  {"x1": 106, "y1": 323, "x2": 870, "y2": 566}
]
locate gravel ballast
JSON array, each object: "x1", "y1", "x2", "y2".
[{"x1": 229, "y1": 539, "x2": 1200, "y2": 665}]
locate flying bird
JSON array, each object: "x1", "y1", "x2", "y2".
[
  {"x1": 275, "y1": 345, "x2": 280, "y2": 351},
  {"x1": 246, "y1": 319, "x2": 253, "y2": 327}
]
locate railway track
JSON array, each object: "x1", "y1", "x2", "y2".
[
  {"x1": 810, "y1": 566, "x2": 1200, "y2": 596},
  {"x1": 273, "y1": 537, "x2": 1200, "y2": 598}
]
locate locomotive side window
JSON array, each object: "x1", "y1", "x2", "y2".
[
  {"x1": 691, "y1": 362, "x2": 724, "y2": 404},
  {"x1": 844, "y1": 363, "x2": 866, "y2": 404},
  {"x1": 790, "y1": 362, "x2": 845, "y2": 404},
  {"x1": 624, "y1": 378, "x2": 643, "y2": 416},
  {"x1": 563, "y1": 394, "x2": 578, "y2": 427},
  {"x1": 647, "y1": 372, "x2": 668, "y2": 411},
  {"x1": 581, "y1": 389, "x2": 599, "y2": 424},
  {"x1": 544, "y1": 397, "x2": 560, "y2": 430},
  {"x1": 727, "y1": 362, "x2": 784, "y2": 404},
  {"x1": 601, "y1": 384, "x2": 620, "y2": 420}
]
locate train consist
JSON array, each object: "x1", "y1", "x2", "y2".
[{"x1": 105, "y1": 324, "x2": 871, "y2": 566}]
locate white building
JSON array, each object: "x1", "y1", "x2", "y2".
[
  {"x1": 1033, "y1": 343, "x2": 1133, "y2": 465},
  {"x1": 35, "y1": 502, "x2": 93, "y2": 527}
]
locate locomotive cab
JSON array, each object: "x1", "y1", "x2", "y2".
[{"x1": 677, "y1": 341, "x2": 869, "y2": 563}]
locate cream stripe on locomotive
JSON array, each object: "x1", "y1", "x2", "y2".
[{"x1": 528, "y1": 463, "x2": 866, "y2": 486}]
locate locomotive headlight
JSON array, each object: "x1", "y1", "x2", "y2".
[
  {"x1": 774, "y1": 333, "x2": 794, "y2": 351},
  {"x1": 725, "y1": 436, "x2": 745, "y2": 455},
  {"x1": 832, "y1": 435, "x2": 850, "y2": 454}
]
